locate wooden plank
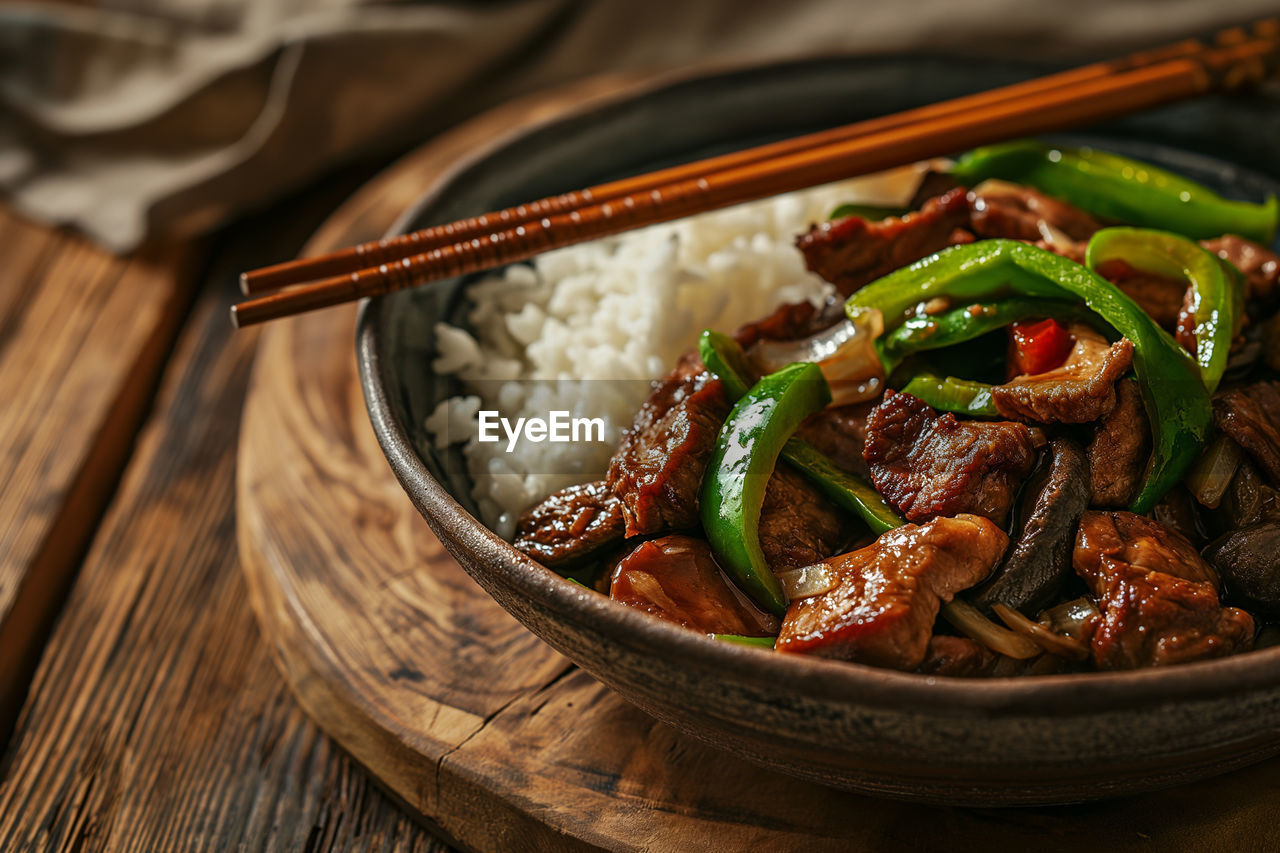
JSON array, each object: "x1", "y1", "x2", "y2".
[
  {"x1": 0, "y1": 212, "x2": 197, "y2": 740},
  {"x1": 0, "y1": 276, "x2": 450, "y2": 851}
]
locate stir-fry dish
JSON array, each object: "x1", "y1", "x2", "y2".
[{"x1": 512, "y1": 140, "x2": 1280, "y2": 676}]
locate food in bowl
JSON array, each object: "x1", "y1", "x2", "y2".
[{"x1": 428, "y1": 139, "x2": 1280, "y2": 677}]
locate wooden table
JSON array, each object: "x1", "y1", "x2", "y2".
[{"x1": 0, "y1": 159, "x2": 455, "y2": 849}]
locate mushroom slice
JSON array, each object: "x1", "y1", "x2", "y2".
[{"x1": 973, "y1": 438, "x2": 1090, "y2": 614}]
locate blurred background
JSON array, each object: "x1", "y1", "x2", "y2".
[{"x1": 3, "y1": 0, "x2": 1277, "y2": 252}]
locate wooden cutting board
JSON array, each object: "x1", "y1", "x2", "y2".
[{"x1": 236, "y1": 72, "x2": 1280, "y2": 853}]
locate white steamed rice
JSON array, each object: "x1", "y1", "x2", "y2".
[{"x1": 424, "y1": 164, "x2": 929, "y2": 539}]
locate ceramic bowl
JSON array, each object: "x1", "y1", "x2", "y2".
[{"x1": 357, "y1": 56, "x2": 1280, "y2": 805}]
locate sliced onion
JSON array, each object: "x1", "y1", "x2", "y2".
[
  {"x1": 776, "y1": 563, "x2": 837, "y2": 600},
  {"x1": 750, "y1": 310, "x2": 885, "y2": 406},
  {"x1": 1037, "y1": 596, "x2": 1101, "y2": 642},
  {"x1": 940, "y1": 599, "x2": 1041, "y2": 660},
  {"x1": 1187, "y1": 434, "x2": 1243, "y2": 509},
  {"x1": 992, "y1": 603, "x2": 1090, "y2": 661},
  {"x1": 1036, "y1": 219, "x2": 1076, "y2": 252},
  {"x1": 624, "y1": 570, "x2": 681, "y2": 614}
]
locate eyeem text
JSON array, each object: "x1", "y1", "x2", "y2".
[{"x1": 477, "y1": 410, "x2": 606, "y2": 452}]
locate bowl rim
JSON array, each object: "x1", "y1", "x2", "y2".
[{"x1": 357, "y1": 54, "x2": 1280, "y2": 718}]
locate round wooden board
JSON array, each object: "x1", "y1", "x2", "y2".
[{"x1": 237, "y1": 72, "x2": 1280, "y2": 852}]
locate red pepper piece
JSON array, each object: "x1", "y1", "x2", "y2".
[{"x1": 1009, "y1": 318, "x2": 1074, "y2": 375}]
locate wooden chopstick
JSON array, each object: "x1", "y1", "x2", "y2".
[
  {"x1": 231, "y1": 20, "x2": 1279, "y2": 328},
  {"x1": 240, "y1": 28, "x2": 1252, "y2": 297}
]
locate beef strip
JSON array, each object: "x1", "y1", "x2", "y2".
[
  {"x1": 967, "y1": 180, "x2": 1102, "y2": 244},
  {"x1": 1080, "y1": 510, "x2": 1219, "y2": 586},
  {"x1": 1087, "y1": 378, "x2": 1151, "y2": 507},
  {"x1": 1202, "y1": 234, "x2": 1280, "y2": 304},
  {"x1": 973, "y1": 438, "x2": 1091, "y2": 614},
  {"x1": 864, "y1": 390, "x2": 1036, "y2": 524},
  {"x1": 794, "y1": 401, "x2": 874, "y2": 477},
  {"x1": 1093, "y1": 258, "x2": 1186, "y2": 330},
  {"x1": 776, "y1": 515, "x2": 1007, "y2": 670},
  {"x1": 732, "y1": 298, "x2": 839, "y2": 348},
  {"x1": 917, "y1": 635, "x2": 1065, "y2": 677},
  {"x1": 1073, "y1": 511, "x2": 1253, "y2": 669},
  {"x1": 758, "y1": 465, "x2": 848, "y2": 571},
  {"x1": 514, "y1": 480, "x2": 625, "y2": 569},
  {"x1": 609, "y1": 535, "x2": 779, "y2": 636},
  {"x1": 992, "y1": 324, "x2": 1134, "y2": 423},
  {"x1": 1213, "y1": 381, "x2": 1280, "y2": 485},
  {"x1": 908, "y1": 170, "x2": 963, "y2": 209},
  {"x1": 606, "y1": 356, "x2": 730, "y2": 536},
  {"x1": 796, "y1": 187, "x2": 971, "y2": 295}
]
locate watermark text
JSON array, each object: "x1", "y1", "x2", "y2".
[{"x1": 477, "y1": 410, "x2": 606, "y2": 453}]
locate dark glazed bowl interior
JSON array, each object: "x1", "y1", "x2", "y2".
[{"x1": 358, "y1": 56, "x2": 1280, "y2": 805}]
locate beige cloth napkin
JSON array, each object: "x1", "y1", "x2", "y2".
[{"x1": 0, "y1": 0, "x2": 1274, "y2": 251}]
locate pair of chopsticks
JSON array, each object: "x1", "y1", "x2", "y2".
[{"x1": 231, "y1": 18, "x2": 1280, "y2": 328}]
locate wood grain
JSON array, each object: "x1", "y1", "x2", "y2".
[
  {"x1": 0, "y1": 207, "x2": 197, "y2": 741},
  {"x1": 0, "y1": 259, "x2": 451, "y2": 852},
  {"x1": 236, "y1": 73, "x2": 1280, "y2": 851}
]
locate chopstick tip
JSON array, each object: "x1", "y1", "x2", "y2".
[
  {"x1": 229, "y1": 304, "x2": 244, "y2": 329},
  {"x1": 238, "y1": 271, "x2": 252, "y2": 295}
]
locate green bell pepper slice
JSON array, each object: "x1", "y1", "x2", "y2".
[
  {"x1": 846, "y1": 239, "x2": 1210, "y2": 514},
  {"x1": 713, "y1": 634, "x2": 777, "y2": 648},
  {"x1": 877, "y1": 298, "x2": 1093, "y2": 374},
  {"x1": 699, "y1": 330, "x2": 904, "y2": 536},
  {"x1": 1085, "y1": 226, "x2": 1242, "y2": 392},
  {"x1": 701, "y1": 361, "x2": 831, "y2": 616},
  {"x1": 950, "y1": 140, "x2": 1279, "y2": 244},
  {"x1": 899, "y1": 372, "x2": 998, "y2": 418}
]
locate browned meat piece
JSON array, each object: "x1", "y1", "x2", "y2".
[
  {"x1": 864, "y1": 391, "x2": 1035, "y2": 524},
  {"x1": 1079, "y1": 510, "x2": 1218, "y2": 585},
  {"x1": 1213, "y1": 382, "x2": 1280, "y2": 485},
  {"x1": 917, "y1": 636, "x2": 1065, "y2": 677},
  {"x1": 731, "y1": 298, "x2": 834, "y2": 349},
  {"x1": 992, "y1": 324, "x2": 1134, "y2": 423},
  {"x1": 794, "y1": 401, "x2": 873, "y2": 476},
  {"x1": 1087, "y1": 378, "x2": 1150, "y2": 507},
  {"x1": 514, "y1": 480, "x2": 625, "y2": 569},
  {"x1": 606, "y1": 358, "x2": 730, "y2": 537},
  {"x1": 776, "y1": 515, "x2": 1007, "y2": 670},
  {"x1": 609, "y1": 535, "x2": 779, "y2": 636},
  {"x1": 758, "y1": 465, "x2": 847, "y2": 570},
  {"x1": 1094, "y1": 258, "x2": 1186, "y2": 329},
  {"x1": 1073, "y1": 511, "x2": 1253, "y2": 669},
  {"x1": 908, "y1": 170, "x2": 963, "y2": 209},
  {"x1": 796, "y1": 188, "x2": 971, "y2": 295},
  {"x1": 1202, "y1": 234, "x2": 1280, "y2": 303},
  {"x1": 968, "y1": 180, "x2": 1102, "y2": 243}
]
